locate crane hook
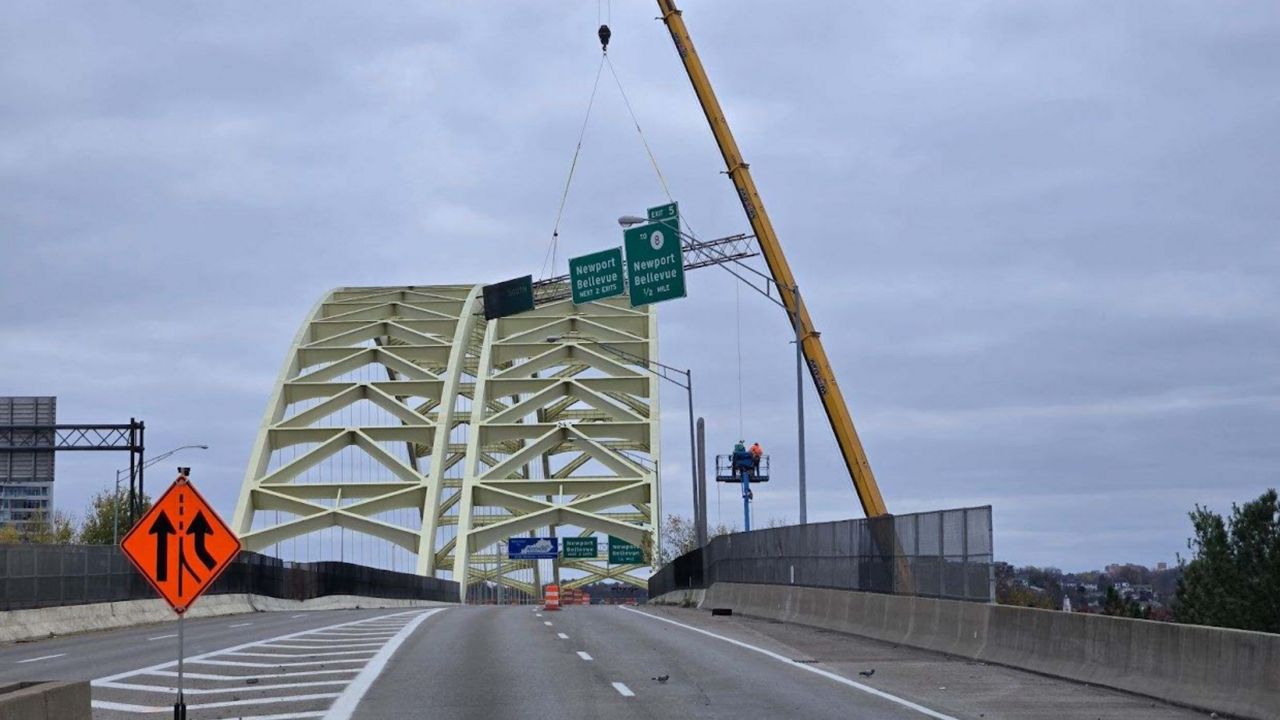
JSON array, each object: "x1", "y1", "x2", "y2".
[{"x1": 598, "y1": 24, "x2": 611, "y2": 53}]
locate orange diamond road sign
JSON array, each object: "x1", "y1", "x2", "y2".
[{"x1": 121, "y1": 474, "x2": 241, "y2": 614}]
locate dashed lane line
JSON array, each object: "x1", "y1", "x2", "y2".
[
  {"x1": 557, "y1": 633, "x2": 569, "y2": 640},
  {"x1": 576, "y1": 651, "x2": 593, "y2": 661},
  {"x1": 16, "y1": 653, "x2": 66, "y2": 664},
  {"x1": 612, "y1": 682, "x2": 635, "y2": 697},
  {"x1": 621, "y1": 607, "x2": 961, "y2": 720},
  {"x1": 147, "y1": 634, "x2": 178, "y2": 641},
  {"x1": 229, "y1": 622, "x2": 254, "y2": 628}
]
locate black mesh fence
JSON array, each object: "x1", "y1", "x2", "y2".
[
  {"x1": 651, "y1": 506, "x2": 993, "y2": 603},
  {"x1": 0, "y1": 546, "x2": 457, "y2": 611}
]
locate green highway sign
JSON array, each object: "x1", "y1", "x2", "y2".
[
  {"x1": 624, "y1": 220, "x2": 685, "y2": 307},
  {"x1": 608, "y1": 535, "x2": 645, "y2": 564},
  {"x1": 562, "y1": 537, "x2": 599, "y2": 559},
  {"x1": 647, "y1": 201, "x2": 678, "y2": 225},
  {"x1": 568, "y1": 247, "x2": 625, "y2": 305},
  {"x1": 482, "y1": 275, "x2": 535, "y2": 320}
]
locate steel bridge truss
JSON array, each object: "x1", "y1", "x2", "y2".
[{"x1": 233, "y1": 285, "x2": 660, "y2": 601}]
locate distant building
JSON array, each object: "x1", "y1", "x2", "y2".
[
  {"x1": 1156, "y1": 562, "x2": 1168, "y2": 571},
  {"x1": 0, "y1": 396, "x2": 56, "y2": 531}
]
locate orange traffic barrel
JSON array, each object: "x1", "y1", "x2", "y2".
[{"x1": 544, "y1": 584, "x2": 561, "y2": 611}]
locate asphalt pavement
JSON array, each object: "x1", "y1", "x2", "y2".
[{"x1": 1, "y1": 604, "x2": 1214, "y2": 719}]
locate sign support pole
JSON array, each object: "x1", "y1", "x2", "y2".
[{"x1": 175, "y1": 612, "x2": 186, "y2": 720}]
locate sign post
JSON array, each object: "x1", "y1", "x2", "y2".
[
  {"x1": 568, "y1": 247, "x2": 625, "y2": 304},
  {"x1": 121, "y1": 469, "x2": 240, "y2": 720}
]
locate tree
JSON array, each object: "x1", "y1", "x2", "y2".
[
  {"x1": 0, "y1": 525, "x2": 20, "y2": 544},
  {"x1": 657, "y1": 514, "x2": 737, "y2": 566},
  {"x1": 1175, "y1": 489, "x2": 1280, "y2": 633},
  {"x1": 78, "y1": 488, "x2": 152, "y2": 545},
  {"x1": 18, "y1": 509, "x2": 77, "y2": 544}
]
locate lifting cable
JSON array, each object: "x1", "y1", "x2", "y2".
[
  {"x1": 542, "y1": 53, "x2": 606, "y2": 281},
  {"x1": 542, "y1": 1, "x2": 685, "y2": 279}
]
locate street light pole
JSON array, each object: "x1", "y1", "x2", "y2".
[
  {"x1": 545, "y1": 335, "x2": 700, "y2": 547},
  {"x1": 113, "y1": 444, "x2": 208, "y2": 544}
]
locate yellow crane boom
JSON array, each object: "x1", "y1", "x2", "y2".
[{"x1": 656, "y1": 0, "x2": 889, "y2": 517}]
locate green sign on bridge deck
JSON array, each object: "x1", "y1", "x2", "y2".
[
  {"x1": 625, "y1": 202, "x2": 685, "y2": 307},
  {"x1": 608, "y1": 535, "x2": 644, "y2": 564},
  {"x1": 562, "y1": 536, "x2": 599, "y2": 559},
  {"x1": 568, "y1": 247, "x2": 625, "y2": 305}
]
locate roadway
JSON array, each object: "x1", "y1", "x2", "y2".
[{"x1": 0, "y1": 604, "x2": 1210, "y2": 719}]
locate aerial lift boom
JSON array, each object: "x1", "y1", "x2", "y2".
[{"x1": 656, "y1": 0, "x2": 890, "y2": 517}]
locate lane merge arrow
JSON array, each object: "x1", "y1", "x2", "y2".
[{"x1": 147, "y1": 510, "x2": 176, "y2": 582}]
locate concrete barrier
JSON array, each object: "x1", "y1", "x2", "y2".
[
  {"x1": 0, "y1": 681, "x2": 91, "y2": 720},
  {"x1": 648, "y1": 588, "x2": 705, "y2": 607},
  {"x1": 0, "y1": 594, "x2": 452, "y2": 644},
  {"x1": 702, "y1": 582, "x2": 1280, "y2": 720}
]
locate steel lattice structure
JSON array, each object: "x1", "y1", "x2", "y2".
[{"x1": 232, "y1": 285, "x2": 660, "y2": 600}]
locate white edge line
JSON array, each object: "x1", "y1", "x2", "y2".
[
  {"x1": 93, "y1": 609, "x2": 426, "y2": 685},
  {"x1": 148, "y1": 633, "x2": 178, "y2": 641},
  {"x1": 620, "y1": 607, "x2": 960, "y2": 720},
  {"x1": 611, "y1": 681, "x2": 635, "y2": 697},
  {"x1": 321, "y1": 608, "x2": 444, "y2": 720},
  {"x1": 16, "y1": 653, "x2": 66, "y2": 663}
]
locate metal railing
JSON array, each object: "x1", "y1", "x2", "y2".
[
  {"x1": 0, "y1": 545, "x2": 457, "y2": 611},
  {"x1": 651, "y1": 506, "x2": 994, "y2": 603}
]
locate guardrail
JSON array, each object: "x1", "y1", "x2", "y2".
[
  {"x1": 0, "y1": 545, "x2": 457, "y2": 610},
  {"x1": 651, "y1": 506, "x2": 994, "y2": 602}
]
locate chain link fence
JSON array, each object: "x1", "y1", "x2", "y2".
[
  {"x1": 651, "y1": 506, "x2": 994, "y2": 603},
  {"x1": 0, "y1": 546, "x2": 457, "y2": 611}
]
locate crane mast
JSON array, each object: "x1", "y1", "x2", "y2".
[{"x1": 656, "y1": 0, "x2": 890, "y2": 517}]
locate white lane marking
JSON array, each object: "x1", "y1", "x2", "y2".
[
  {"x1": 96, "y1": 679, "x2": 348, "y2": 695},
  {"x1": 621, "y1": 607, "x2": 961, "y2": 720},
  {"x1": 148, "y1": 633, "x2": 178, "y2": 641},
  {"x1": 576, "y1": 651, "x2": 593, "y2": 661},
  {"x1": 612, "y1": 682, "x2": 635, "y2": 697},
  {"x1": 194, "y1": 658, "x2": 368, "y2": 668},
  {"x1": 93, "y1": 610, "x2": 423, "y2": 685},
  {"x1": 543, "y1": 621, "x2": 553, "y2": 626},
  {"x1": 237, "y1": 713, "x2": 325, "y2": 720},
  {"x1": 557, "y1": 633, "x2": 569, "y2": 640},
  {"x1": 260, "y1": 642, "x2": 384, "y2": 650},
  {"x1": 321, "y1": 609, "x2": 443, "y2": 720},
  {"x1": 146, "y1": 668, "x2": 359, "y2": 681},
  {"x1": 16, "y1": 653, "x2": 66, "y2": 664},
  {"x1": 92, "y1": 693, "x2": 340, "y2": 713},
  {"x1": 229, "y1": 622, "x2": 254, "y2": 628},
  {"x1": 225, "y1": 650, "x2": 378, "y2": 659},
  {"x1": 535, "y1": 613, "x2": 542, "y2": 617},
  {"x1": 291, "y1": 614, "x2": 308, "y2": 618}
]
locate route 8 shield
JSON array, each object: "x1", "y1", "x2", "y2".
[{"x1": 120, "y1": 474, "x2": 241, "y2": 613}]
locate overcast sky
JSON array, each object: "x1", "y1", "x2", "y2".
[{"x1": 2, "y1": 1, "x2": 1277, "y2": 571}]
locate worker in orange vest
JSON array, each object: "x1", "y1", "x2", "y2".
[{"x1": 749, "y1": 442, "x2": 763, "y2": 476}]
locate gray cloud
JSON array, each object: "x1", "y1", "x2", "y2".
[{"x1": 2, "y1": 1, "x2": 1276, "y2": 571}]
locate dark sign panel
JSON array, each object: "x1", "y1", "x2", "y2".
[{"x1": 482, "y1": 275, "x2": 535, "y2": 320}]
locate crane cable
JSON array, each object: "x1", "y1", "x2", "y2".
[
  {"x1": 543, "y1": 8, "x2": 686, "y2": 279},
  {"x1": 541, "y1": 53, "x2": 606, "y2": 281},
  {"x1": 605, "y1": 54, "x2": 674, "y2": 204}
]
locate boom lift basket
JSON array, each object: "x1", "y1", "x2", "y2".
[{"x1": 715, "y1": 454, "x2": 769, "y2": 483}]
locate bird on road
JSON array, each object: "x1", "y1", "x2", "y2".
[
  {"x1": 652, "y1": 674, "x2": 670, "y2": 683},
  {"x1": 858, "y1": 669, "x2": 875, "y2": 678}
]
